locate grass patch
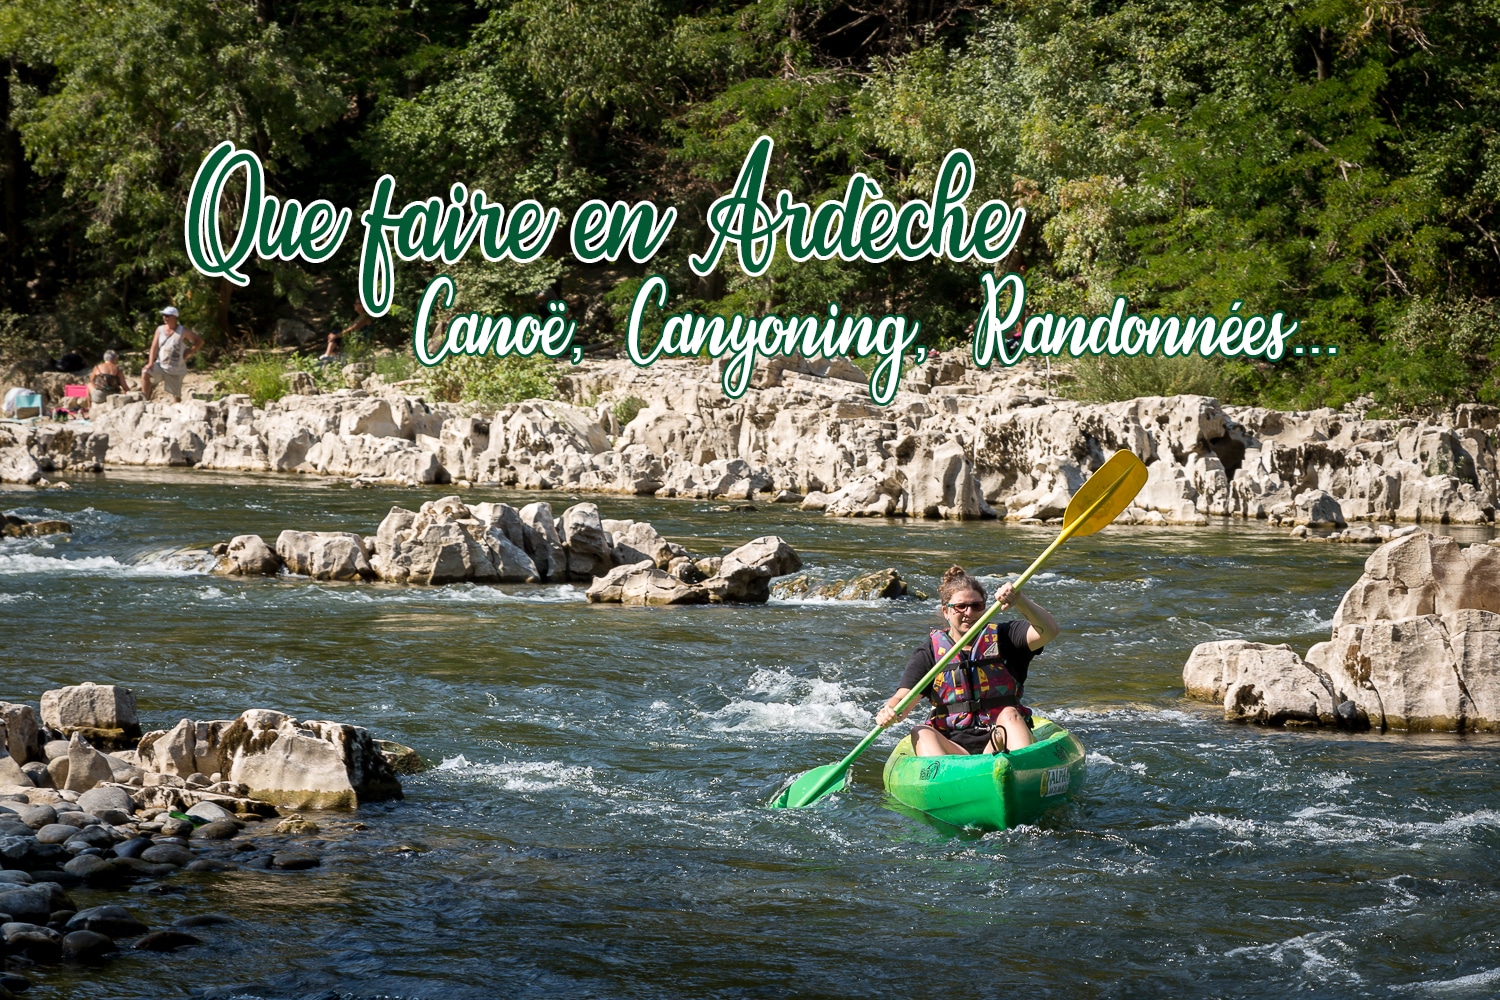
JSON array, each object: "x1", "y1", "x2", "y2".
[
  {"x1": 1062, "y1": 354, "x2": 1244, "y2": 403},
  {"x1": 418, "y1": 355, "x2": 559, "y2": 406}
]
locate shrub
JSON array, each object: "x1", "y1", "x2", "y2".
[
  {"x1": 215, "y1": 354, "x2": 296, "y2": 407},
  {"x1": 1062, "y1": 354, "x2": 1244, "y2": 403},
  {"x1": 418, "y1": 355, "x2": 558, "y2": 406},
  {"x1": 612, "y1": 395, "x2": 645, "y2": 426}
]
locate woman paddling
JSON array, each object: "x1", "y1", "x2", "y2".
[{"x1": 875, "y1": 565, "x2": 1059, "y2": 756}]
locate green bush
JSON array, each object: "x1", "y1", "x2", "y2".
[
  {"x1": 215, "y1": 354, "x2": 296, "y2": 407},
  {"x1": 1062, "y1": 354, "x2": 1244, "y2": 404},
  {"x1": 611, "y1": 395, "x2": 645, "y2": 427},
  {"x1": 370, "y1": 351, "x2": 418, "y2": 384},
  {"x1": 418, "y1": 355, "x2": 558, "y2": 407}
]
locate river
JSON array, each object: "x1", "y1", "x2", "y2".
[{"x1": 2, "y1": 469, "x2": 1497, "y2": 999}]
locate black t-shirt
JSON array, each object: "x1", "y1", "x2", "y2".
[{"x1": 898, "y1": 619, "x2": 1043, "y2": 702}]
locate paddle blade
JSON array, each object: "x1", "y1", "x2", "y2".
[
  {"x1": 1063, "y1": 450, "x2": 1148, "y2": 536},
  {"x1": 767, "y1": 763, "x2": 850, "y2": 809}
]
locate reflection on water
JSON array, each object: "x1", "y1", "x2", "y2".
[{"x1": 2, "y1": 469, "x2": 1497, "y2": 999}]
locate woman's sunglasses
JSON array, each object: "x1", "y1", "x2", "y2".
[{"x1": 945, "y1": 601, "x2": 985, "y2": 613}]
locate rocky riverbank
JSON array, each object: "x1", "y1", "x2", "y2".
[
  {"x1": 1182, "y1": 531, "x2": 1500, "y2": 731},
  {"x1": 4, "y1": 356, "x2": 1496, "y2": 528},
  {"x1": 0, "y1": 683, "x2": 407, "y2": 987}
]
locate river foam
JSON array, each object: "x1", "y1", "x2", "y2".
[{"x1": 703, "y1": 667, "x2": 873, "y2": 734}]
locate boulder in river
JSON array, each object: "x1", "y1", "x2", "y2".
[
  {"x1": 142, "y1": 709, "x2": 403, "y2": 809},
  {"x1": 275, "y1": 530, "x2": 375, "y2": 581},
  {"x1": 1184, "y1": 532, "x2": 1500, "y2": 731},
  {"x1": 41, "y1": 684, "x2": 141, "y2": 750},
  {"x1": 219, "y1": 534, "x2": 283, "y2": 576},
  {"x1": 585, "y1": 562, "x2": 710, "y2": 605},
  {"x1": 777, "y1": 568, "x2": 909, "y2": 600},
  {"x1": 701, "y1": 535, "x2": 802, "y2": 603},
  {"x1": 1331, "y1": 531, "x2": 1500, "y2": 628}
]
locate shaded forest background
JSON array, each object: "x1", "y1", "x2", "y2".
[{"x1": 1, "y1": 0, "x2": 1498, "y2": 413}]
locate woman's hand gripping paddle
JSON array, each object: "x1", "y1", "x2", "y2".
[{"x1": 767, "y1": 449, "x2": 1148, "y2": 810}]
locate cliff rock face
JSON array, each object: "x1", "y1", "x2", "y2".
[
  {"x1": 78, "y1": 360, "x2": 1497, "y2": 526},
  {"x1": 1184, "y1": 533, "x2": 1500, "y2": 732}
]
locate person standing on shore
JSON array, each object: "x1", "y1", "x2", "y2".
[{"x1": 141, "y1": 306, "x2": 202, "y2": 402}]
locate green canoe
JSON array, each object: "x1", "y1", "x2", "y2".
[{"x1": 881, "y1": 716, "x2": 1086, "y2": 831}]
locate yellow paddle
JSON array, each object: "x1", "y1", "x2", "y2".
[{"x1": 768, "y1": 449, "x2": 1148, "y2": 809}]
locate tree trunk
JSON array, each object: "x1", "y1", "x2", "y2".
[{"x1": 217, "y1": 278, "x2": 234, "y2": 343}]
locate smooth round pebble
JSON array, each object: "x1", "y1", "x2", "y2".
[
  {"x1": 35, "y1": 824, "x2": 77, "y2": 845},
  {"x1": 185, "y1": 801, "x2": 235, "y2": 824},
  {"x1": 173, "y1": 912, "x2": 232, "y2": 928},
  {"x1": 61, "y1": 855, "x2": 114, "y2": 880},
  {"x1": 159, "y1": 818, "x2": 193, "y2": 838},
  {"x1": 18, "y1": 804, "x2": 57, "y2": 829},
  {"x1": 270, "y1": 851, "x2": 320, "y2": 870},
  {"x1": 133, "y1": 929, "x2": 202, "y2": 951},
  {"x1": 111, "y1": 859, "x2": 176, "y2": 877},
  {"x1": 192, "y1": 820, "x2": 239, "y2": 840},
  {"x1": 113, "y1": 837, "x2": 153, "y2": 859},
  {"x1": 185, "y1": 859, "x2": 236, "y2": 872},
  {"x1": 140, "y1": 845, "x2": 195, "y2": 867},
  {"x1": 68, "y1": 904, "x2": 148, "y2": 937},
  {"x1": 2, "y1": 924, "x2": 61, "y2": 959},
  {"x1": 61, "y1": 929, "x2": 115, "y2": 962}
]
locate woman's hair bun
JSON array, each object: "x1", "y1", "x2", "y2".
[{"x1": 937, "y1": 564, "x2": 986, "y2": 605}]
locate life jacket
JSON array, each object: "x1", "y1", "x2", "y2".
[{"x1": 925, "y1": 623, "x2": 1027, "y2": 732}]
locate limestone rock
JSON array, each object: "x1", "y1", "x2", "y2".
[
  {"x1": 1219, "y1": 643, "x2": 1338, "y2": 727},
  {"x1": 602, "y1": 520, "x2": 679, "y2": 569},
  {"x1": 369, "y1": 501, "x2": 534, "y2": 584},
  {"x1": 1294, "y1": 489, "x2": 1347, "y2": 529},
  {"x1": 779, "y1": 568, "x2": 908, "y2": 601},
  {"x1": 701, "y1": 536, "x2": 802, "y2": 603},
  {"x1": 211, "y1": 710, "x2": 403, "y2": 809},
  {"x1": 63, "y1": 734, "x2": 116, "y2": 793},
  {"x1": 818, "y1": 475, "x2": 904, "y2": 517},
  {"x1": 136, "y1": 718, "x2": 197, "y2": 776},
  {"x1": 585, "y1": 562, "x2": 709, "y2": 605},
  {"x1": 219, "y1": 534, "x2": 283, "y2": 576},
  {"x1": 1306, "y1": 609, "x2": 1500, "y2": 731},
  {"x1": 1332, "y1": 532, "x2": 1500, "y2": 628},
  {"x1": 518, "y1": 502, "x2": 567, "y2": 581},
  {"x1": 0, "y1": 703, "x2": 44, "y2": 764},
  {"x1": 40, "y1": 683, "x2": 140, "y2": 747},
  {"x1": 558, "y1": 502, "x2": 614, "y2": 580},
  {"x1": 275, "y1": 530, "x2": 374, "y2": 581}
]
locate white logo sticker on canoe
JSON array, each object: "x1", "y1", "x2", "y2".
[{"x1": 1041, "y1": 766, "x2": 1071, "y2": 797}]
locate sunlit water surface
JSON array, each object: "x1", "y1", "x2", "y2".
[{"x1": 2, "y1": 469, "x2": 1497, "y2": 999}]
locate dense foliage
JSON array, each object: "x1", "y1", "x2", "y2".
[{"x1": 3, "y1": 1, "x2": 1498, "y2": 412}]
